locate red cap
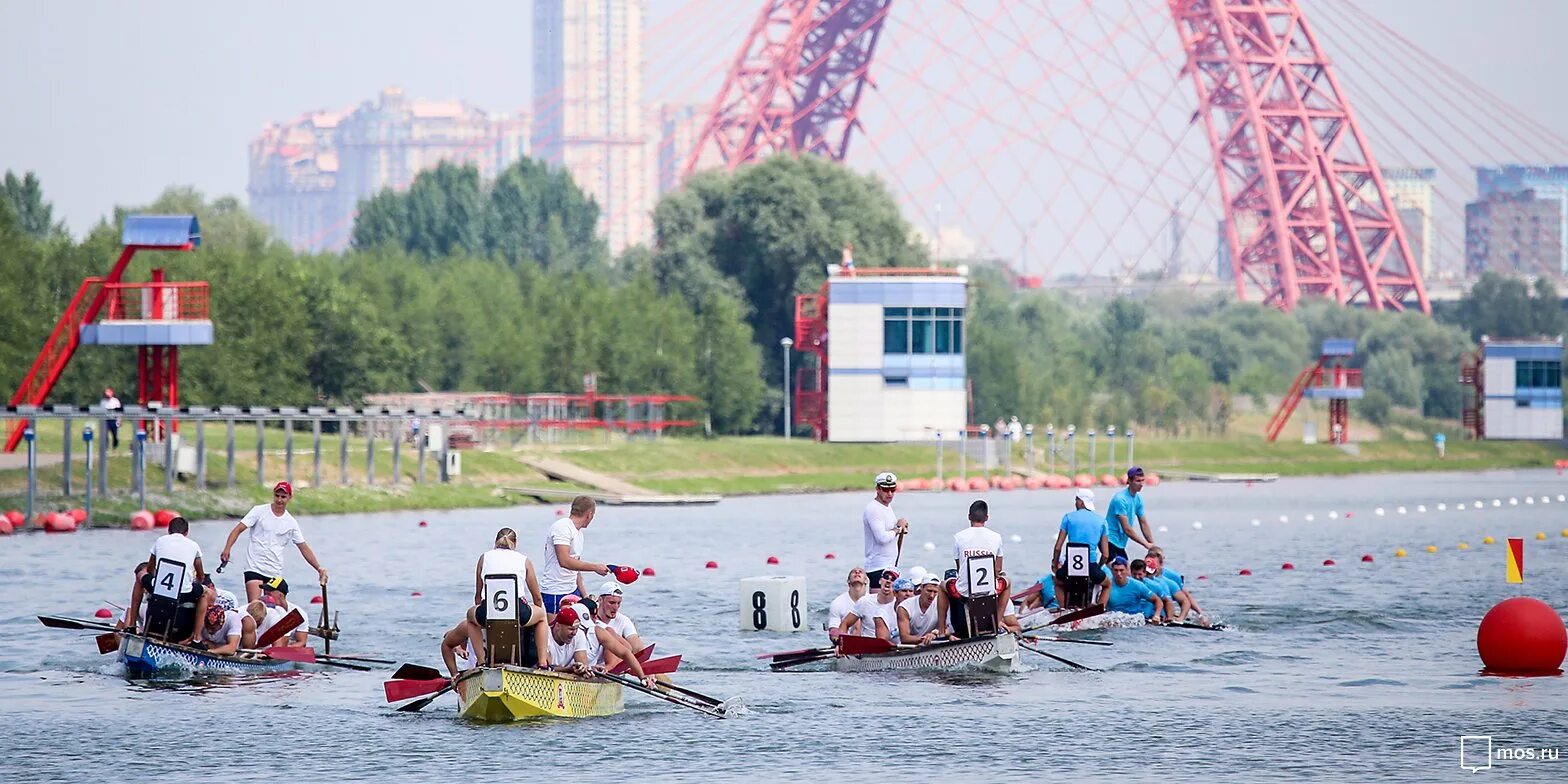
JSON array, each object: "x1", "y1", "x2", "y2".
[
  {"x1": 553, "y1": 606, "x2": 582, "y2": 626},
  {"x1": 614, "y1": 565, "x2": 639, "y2": 584},
  {"x1": 273, "y1": 481, "x2": 293, "y2": 497}
]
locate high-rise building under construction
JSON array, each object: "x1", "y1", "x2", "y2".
[{"x1": 533, "y1": 0, "x2": 652, "y2": 253}]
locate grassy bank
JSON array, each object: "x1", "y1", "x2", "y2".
[{"x1": 1, "y1": 427, "x2": 1562, "y2": 526}]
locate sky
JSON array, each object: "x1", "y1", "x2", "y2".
[{"x1": 2, "y1": 0, "x2": 1565, "y2": 279}]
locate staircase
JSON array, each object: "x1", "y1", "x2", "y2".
[{"x1": 4, "y1": 277, "x2": 108, "y2": 451}]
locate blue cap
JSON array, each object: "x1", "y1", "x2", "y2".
[
  {"x1": 892, "y1": 577, "x2": 915, "y2": 591},
  {"x1": 1127, "y1": 466, "x2": 1145, "y2": 478},
  {"x1": 1110, "y1": 555, "x2": 1130, "y2": 566}
]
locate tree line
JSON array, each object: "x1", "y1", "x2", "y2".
[{"x1": 2, "y1": 159, "x2": 1560, "y2": 438}]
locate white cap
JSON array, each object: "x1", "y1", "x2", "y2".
[
  {"x1": 1074, "y1": 487, "x2": 1096, "y2": 511},
  {"x1": 875, "y1": 471, "x2": 898, "y2": 488},
  {"x1": 908, "y1": 566, "x2": 929, "y2": 582},
  {"x1": 595, "y1": 581, "x2": 623, "y2": 597},
  {"x1": 920, "y1": 573, "x2": 942, "y2": 587}
]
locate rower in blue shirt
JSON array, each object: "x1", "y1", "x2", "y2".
[
  {"x1": 1051, "y1": 488, "x2": 1112, "y2": 609},
  {"x1": 1130, "y1": 558, "x2": 1177, "y2": 621},
  {"x1": 1104, "y1": 556, "x2": 1163, "y2": 621},
  {"x1": 1146, "y1": 547, "x2": 1209, "y2": 626}
]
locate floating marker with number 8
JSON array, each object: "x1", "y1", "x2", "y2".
[{"x1": 738, "y1": 576, "x2": 807, "y2": 632}]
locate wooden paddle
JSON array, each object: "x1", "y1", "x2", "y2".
[
  {"x1": 656, "y1": 680, "x2": 726, "y2": 707},
  {"x1": 1049, "y1": 605, "x2": 1106, "y2": 626},
  {"x1": 396, "y1": 670, "x2": 479, "y2": 712},
  {"x1": 608, "y1": 646, "x2": 664, "y2": 675},
  {"x1": 96, "y1": 632, "x2": 120, "y2": 654},
  {"x1": 256, "y1": 609, "x2": 304, "y2": 648},
  {"x1": 315, "y1": 653, "x2": 397, "y2": 665},
  {"x1": 38, "y1": 615, "x2": 118, "y2": 633},
  {"x1": 394, "y1": 663, "x2": 445, "y2": 681},
  {"x1": 1157, "y1": 620, "x2": 1226, "y2": 631},
  {"x1": 1022, "y1": 635, "x2": 1114, "y2": 647},
  {"x1": 756, "y1": 645, "x2": 834, "y2": 661},
  {"x1": 1017, "y1": 640, "x2": 1100, "y2": 672},
  {"x1": 385, "y1": 677, "x2": 451, "y2": 703},
  {"x1": 837, "y1": 635, "x2": 896, "y2": 655},
  {"x1": 598, "y1": 671, "x2": 728, "y2": 719}
]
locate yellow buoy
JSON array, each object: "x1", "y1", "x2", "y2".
[
  {"x1": 1561, "y1": 529, "x2": 1568, "y2": 538},
  {"x1": 1482, "y1": 536, "x2": 1495, "y2": 545},
  {"x1": 1395, "y1": 549, "x2": 1407, "y2": 557},
  {"x1": 1425, "y1": 545, "x2": 1438, "y2": 553},
  {"x1": 1536, "y1": 532, "x2": 1548, "y2": 541},
  {"x1": 1457, "y1": 542, "x2": 1470, "y2": 551}
]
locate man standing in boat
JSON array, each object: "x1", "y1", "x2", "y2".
[
  {"x1": 541, "y1": 496, "x2": 612, "y2": 619},
  {"x1": 937, "y1": 500, "x2": 1010, "y2": 639},
  {"x1": 219, "y1": 481, "x2": 328, "y2": 604},
  {"x1": 863, "y1": 472, "x2": 909, "y2": 587},
  {"x1": 1105, "y1": 466, "x2": 1156, "y2": 562}
]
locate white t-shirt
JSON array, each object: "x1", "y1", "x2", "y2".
[
  {"x1": 599, "y1": 612, "x2": 637, "y2": 641},
  {"x1": 851, "y1": 593, "x2": 899, "y2": 639},
  {"x1": 479, "y1": 547, "x2": 532, "y2": 609},
  {"x1": 540, "y1": 518, "x2": 585, "y2": 595},
  {"x1": 201, "y1": 609, "x2": 245, "y2": 647},
  {"x1": 548, "y1": 628, "x2": 590, "y2": 667},
  {"x1": 239, "y1": 504, "x2": 305, "y2": 577},
  {"x1": 149, "y1": 533, "x2": 203, "y2": 594},
  {"x1": 953, "y1": 526, "x2": 1004, "y2": 597},
  {"x1": 898, "y1": 595, "x2": 940, "y2": 638},
  {"x1": 260, "y1": 601, "x2": 307, "y2": 641},
  {"x1": 828, "y1": 591, "x2": 861, "y2": 634},
  {"x1": 862, "y1": 500, "x2": 900, "y2": 571}
]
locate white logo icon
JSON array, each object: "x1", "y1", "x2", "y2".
[{"x1": 1460, "y1": 736, "x2": 1493, "y2": 772}]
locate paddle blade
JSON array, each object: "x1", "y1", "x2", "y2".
[
  {"x1": 638, "y1": 655, "x2": 682, "y2": 676},
  {"x1": 97, "y1": 632, "x2": 120, "y2": 654},
  {"x1": 756, "y1": 646, "x2": 830, "y2": 660},
  {"x1": 838, "y1": 636, "x2": 897, "y2": 655},
  {"x1": 256, "y1": 609, "x2": 304, "y2": 648},
  {"x1": 1049, "y1": 605, "x2": 1106, "y2": 626},
  {"x1": 39, "y1": 615, "x2": 114, "y2": 632},
  {"x1": 263, "y1": 646, "x2": 317, "y2": 664},
  {"x1": 393, "y1": 663, "x2": 445, "y2": 682},
  {"x1": 384, "y1": 677, "x2": 451, "y2": 703}
]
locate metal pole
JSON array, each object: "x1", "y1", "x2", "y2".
[
  {"x1": 1127, "y1": 429, "x2": 1135, "y2": 471},
  {"x1": 1046, "y1": 426, "x2": 1055, "y2": 475},
  {"x1": 312, "y1": 418, "x2": 322, "y2": 488},
  {"x1": 24, "y1": 425, "x2": 36, "y2": 524},
  {"x1": 62, "y1": 415, "x2": 73, "y2": 496},
  {"x1": 1025, "y1": 424, "x2": 1035, "y2": 474},
  {"x1": 163, "y1": 416, "x2": 174, "y2": 494},
  {"x1": 417, "y1": 425, "x2": 427, "y2": 484},
  {"x1": 339, "y1": 417, "x2": 349, "y2": 485},
  {"x1": 195, "y1": 417, "x2": 206, "y2": 489},
  {"x1": 97, "y1": 415, "x2": 108, "y2": 495},
  {"x1": 959, "y1": 428, "x2": 967, "y2": 480},
  {"x1": 136, "y1": 429, "x2": 147, "y2": 511},
  {"x1": 1089, "y1": 429, "x2": 1097, "y2": 476},
  {"x1": 256, "y1": 419, "x2": 265, "y2": 487},
  {"x1": 1107, "y1": 426, "x2": 1117, "y2": 477},
  {"x1": 225, "y1": 418, "x2": 236, "y2": 490},
  {"x1": 936, "y1": 431, "x2": 944, "y2": 487},
  {"x1": 82, "y1": 426, "x2": 94, "y2": 526},
  {"x1": 366, "y1": 420, "x2": 376, "y2": 485},
  {"x1": 1003, "y1": 431, "x2": 1012, "y2": 475},
  {"x1": 781, "y1": 337, "x2": 793, "y2": 439},
  {"x1": 439, "y1": 419, "x2": 450, "y2": 483},
  {"x1": 1067, "y1": 425, "x2": 1077, "y2": 476},
  {"x1": 285, "y1": 417, "x2": 295, "y2": 486},
  {"x1": 392, "y1": 417, "x2": 402, "y2": 484}
]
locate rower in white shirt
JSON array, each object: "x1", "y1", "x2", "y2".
[
  {"x1": 826, "y1": 567, "x2": 870, "y2": 642},
  {"x1": 589, "y1": 581, "x2": 644, "y2": 655},
  {"x1": 131, "y1": 516, "x2": 210, "y2": 644},
  {"x1": 897, "y1": 574, "x2": 945, "y2": 645},
  {"x1": 196, "y1": 604, "x2": 253, "y2": 655},
  {"x1": 937, "y1": 500, "x2": 1011, "y2": 639},
  {"x1": 838, "y1": 568, "x2": 901, "y2": 642},
  {"x1": 256, "y1": 577, "x2": 310, "y2": 648}
]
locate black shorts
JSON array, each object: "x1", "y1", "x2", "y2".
[
  {"x1": 1108, "y1": 544, "x2": 1128, "y2": 563},
  {"x1": 1054, "y1": 563, "x2": 1106, "y2": 584},
  {"x1": 475, "y1": 602, "x2": 533, "y2": 626},
  {"x1": 140, "y1": 573, "x2": 205, "y2": 605},
  {"x1": 243, "y1": 571, "x2": 275, "y2": 586}
]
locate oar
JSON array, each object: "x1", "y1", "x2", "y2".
[
  {"x1": 38, "y1": 615, "x2": 118, "y2": 633},
  {"x1": 1023, "y1": 635, "x2": 1113, "y2": 647},
  {"x1": 317, "y1": 653, "x2": 397, "y2": 665},
  {"x1": 317, "y1": 584, "x2": 331, "y2": 655},
  {"x1": 609, "y1": 648, "x2": 667, "y2": 675},
  {"x1": 1017, "y1": 640, "x2": 1100, "y2": 672},
  {"x1": 756, "y1": 645, "x2": 834, "y2": 661},
  {"x1": 598, "y1": 671, "x2": 728, "y2": 719},
  {"x1": 894, "y1": 529, "x2": 906, "y2": 567},
  {"x1": 1049, "y1": 605, "x2": 1106, "y2": 626},
  {"x1": 394, "y1": 663, "x2": 445, "y2": 681},
  {"x1": 248, "y1": 646, "x2": 372, "y2": 671},
  {"x1": 838, "y1": 635, "x2": 896, "y2": 655},
  {"x1": 255, "y1": 609, "x2": 304, "y2": 648},
  {"x1": 385, "y1": 677, "x2": 451, "y2": 703},
  {"x1": 1158, "y1": 620, "x2": 1226, "y2": 631},
  {"x1": 656, "y1": 680, "x2": 725, "y2": 707},
  {"x1": 396, "y1": 671, "x2": 479, "y2": 712}
]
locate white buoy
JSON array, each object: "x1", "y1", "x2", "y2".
[
  {"x1": 1396, "y1": 506, "x2": 1406, "y2": 514},
  {"x1": 1525, "y1": 496, "x2": 1535, "y2": 505},
  {"x1": 1558, "y1": 494, "x2": 1565, "y2": 502},
  {"x1": 1437, "y1": 503, "x2": 1446, "y2": 511},
  {"x1": 1417, "y1": 505, "x2": 1426, "y2": 513},
  {"x1": 1009, "y1": 534, "x2": 1022, "y2": 543},
  {"x1": 1192, "y1": 521, "x2": 1203, "y2": 530},
  {"x1": 1158, "y1": 525, "x2": 1169, "y2": 533},
  {"x1": 1509, "y1": 497, "x2": 1518, "y2": 506},
  {"x1": 1251, "y1": 519, "x2": 1261, "y2": 527},
  {"x1": 1304, "y1": 514, "x2": 1315, "y2": 522},
  {"x1": 1374, "y1": 507, "x2": 1385, "y2": 517},
  {"x1": 1328, "y1": 511, "x2": 1338, "y2": 520},
  {"x1": 1279, "y1": 515, "x2": 1289, "y2": 523},
  {"x1": 1492, "y1": 499, "x2": 1502, "y2": 507},
  {"x1": 922, "y1": 541, "x2": 936, "y2": 551},
  {"x1": 1541, "y1": 496, "x2": 1551, "y2": 504},
  {"x1": 1457, "y1": 503, "x2": 1467, "y2": 510},
  {"x1": 1474, "y1": 500, "x2": 1484, "y2": 509}
]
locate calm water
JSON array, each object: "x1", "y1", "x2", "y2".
[{"x1": 3, "y1": 469, "x2": 1566, "y2": 782}]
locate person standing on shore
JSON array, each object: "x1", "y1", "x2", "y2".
[
  {"x1": 219, "y1": 481, "x2": 328, "y2": 604},
  {"x1": 102, "y1": 388, "x2": 121, "y2": 449},
  {"x1": 862, "y1": 473, "x2": 909, "y2": 587},
  {"x1": 1105, "y1": 466, "x2": 1156, "y2": 561}
]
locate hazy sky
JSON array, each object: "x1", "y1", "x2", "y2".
[{"x1": 3, "y1": 0, "x2": 1565, "y2": 278}]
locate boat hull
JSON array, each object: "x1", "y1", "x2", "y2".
[
  {"x1": 118, "y1": 634, "x2": 298, "y2": 677},
  {"x1": 834, "y1": 634, "x2": 1020, "y2": 673},
  {"x1": 455, "y1": 666, "x2": 624, "y2": 722}
]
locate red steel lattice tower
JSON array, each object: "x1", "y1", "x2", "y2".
[
  {"x1": 682, "y1": 0, "x2": 892, "y2": 177},
  {"x1": 1169, "y1": 0, "x2": 1430, "y2": 314}
]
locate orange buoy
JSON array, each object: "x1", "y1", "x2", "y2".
[
  {"x1": 1477, "y1": 597, "x2": 1567, "y2": 675},
  {"x1": 1145, "y1": 473, "x2": 1161, "y2": 486},
  {"x1": 153, "y1": 509, "x2": 178, "y2": 527},
  {"x1": 1099, "y1": 473, "x2": 1116, "y2": 486},
  {"x1": 997, "y1": 478, "x2": 1016, "y2": 491},
  {"x1": 129, "y1": 511, "x2": 154, "y2": 531},
  {"x1": 3, "y1": 509, "x2": 22, "y2": 527},
  {"x1": 1073, "y1": 474, "x2": 1094, "y2": 488},
  {"x1": 948, "y1": 478, "x2": 965, "y2": 492},
  {"x1": 95, "y1": 608, "x2": 113, "y2": 619},
  {"x1": 1024, "y1": 476, "x2": 1044, "y2": 490},
  {"x1": 705, "y1": 561, "x2": 719, "y2": 569},
  {"x1": 968, "y1": 477, "x2": 989, "y2": 491},
  {"x1": 44, "y1": 513, "x2": 77, "y2": 533},
  {"x1": 766, "y1": 556, "x2": 780, "y2": 565},
  {"x1": 641, "y1": 567, "x2": 656, "y2": 577},
  {"x1": 905, "y1": 478, "x2": 927, "y2": 491},
  {"x1": 67, "y1": 508, "x2": 86, "y2": 524},
  {"x1": 0, "y1": 518, "x2": 11, "y2": 535},
  {"x1": 310, "y1": 595, "x2": 324, "y2": 604}
]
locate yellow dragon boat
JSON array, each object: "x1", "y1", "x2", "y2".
[{"x1": 454, "y1": 665, "x2": 624, "y2": 722}]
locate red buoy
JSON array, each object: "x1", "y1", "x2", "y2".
[
  {"x1": 1238, "y1": 569, "x2": 1252, "y2": 576},
  {"x1": 1322, "y1": 559, "x2": 1336, "y2": 567},
  {"x1": 43, "y1": 513, "x2": 77, "y2": 533},
  {"x1": 310, "y1": 595, "x2": 324, "y2": 604},
  {"x1": 0, "y1": 518, "x2": 12, "y2": 536},
  {"x1": 705, "y1": 561, "x2": 719, "y2": 569},
  {"x1": 640, "y1": 567, "x2": 656, "y2": 577},
  {"x1": 418, "y1": 520, "x2": 428, "y2": 528},
  {"x1": 129, "y1": 510, "x2": 154, "y2": 530},
  {"x1": 766, "y1": 556, "x2": 780, "y2": 565},
  {"x1": 5, "y1": 509, "x2": 24, "y2": 526},
  {"x1": 823, "y1": 553, "x2": 836, "y2": 560},
  {"x1": 1477, "y1": 597, "x2": 1567, "y2": 675},
  {"x1": 153, "y1": 509, "x2": 178, "y2": 528},
  {"x1": 1281, "y1": 562, "x2": 1295, "y2": 570},
  {"x1": 1197, "y1": 575, "x2": 1207, "y2": 580},
  {"x1": 410, "y1": 591, "x2": 423, "y2": 598},
  {"x1": 94, "y1": 608, "x2": 113, "y2": 619},
  {"x1": 67, "y1": 508, "x2": 86, "y2": 524},
  {"x1": 1361, "y1": 554, "x2": 1374, "y2": 563}
]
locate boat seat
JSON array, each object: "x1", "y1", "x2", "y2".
[
  {"x1": 481, "y1": 573, "x2": 537, "y2": 666},
  {"x1": 144, "y1": 558, "x2": 192, "y2": 642}
]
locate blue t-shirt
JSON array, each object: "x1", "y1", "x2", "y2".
[
  {"x1": 1104, "y1": 489, "x2": 1146, "y2": 549},
  {"x1": 1138, "y1": 575, "x2": 1173, "y2": 600},
  {"x1": 1106, "y1": 578, "x2": 1157, "y2": 617},
  {"x1": 1059, "y1": 509, "x2": 1108, "y2": 551},
  {"x1": 1156, "y1": 567, "x2": 1184, "y2": 592},
  {"x1": 1034, "y1": 574, "x2": 1059, "y2": 609}
]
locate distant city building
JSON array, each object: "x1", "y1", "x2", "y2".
[
  {"x1": 1465, "y1": 189, "x2": 1563, "y2": 278},
  {"x1": 1477, "y1": 165, "x2": 1568, "y2": 275},
  {"x1": 656, "y1": 103, "x2": 705, "y2": 195},
  {"x1": 1380, "y1": 167, "x2": 1436, "y2": 279},
  {"x1": 533, "y1": 0, "x2": 652, "y2": 253},
  {"x1": 248, "y1": 87, "x2": 527, "y2": 252}
]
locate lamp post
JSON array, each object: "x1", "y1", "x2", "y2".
[
  {"x1": 135, "y1": 428, "x2": 147, "y2": 512},
  {"x1": 1126, "y1": 427, "x2": 1135, "y2": 471},
  {"x1": 1046, "y1": 424, "x2": 1055, "y2": 475},
  {"x1": 1067, "y1": 424, "x2": 1077, "y2": 476},
  {"x1": 1088, "y1": 428, "x2": 1097, "y2": 476},
  {"x1": 82, "y1": 426, "x2": 94, "y2": 527},
  {"x1": 1107, "y1": 425, "x2": 1117, "y2": 476},
  {"x1": 24, "y1": 425, "x2": 36, "y2": 524},
  {"x1": 1024, "y1": 424, "x2": 1035, "y2": 474},
  {"x1": 979, "y1": 424, "x2": 991, "y2": 473},
  {"x1": 781, "y1": 337, "x2": 794, "y2": 440}
]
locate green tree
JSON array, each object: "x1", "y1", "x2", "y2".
[
  {"x1": 1444, "y1": 271, "x2": 1567, "y2": 342},
  {"x1": 1364, "y1": 350, "x2": 1422, "y2": 409},
  {"x1": 1, "y1": 171, "x2": 61, "y2": 240},
  {"x1": 351, "y1": 162, "x2": 484, "y2": 259},
  {"x1": 483, "y1": 158, "x2": 604, "y2": 269}
]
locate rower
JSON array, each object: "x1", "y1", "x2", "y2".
[
  {"x1": 219, "y1": 481, "x2": 328, "y2": 605},
  {"x1": 139, "y1": 516, "x2": 210, "y2": 644},
  {"x1": 862, "y1": 472, "x2": 909, "y2": 587},
  {"x1": 1144, "y1": 547, "x2": 1208, "y2": 625},
  {"x1": 826, "y1": 567, "x2": 870, "y2": 642},
  {"x1": 1017, "y1": 573, "x2": 1058, "y2": 613},
  {"x1": 936, "y1": 500, "x2": 1010, "y2": 640},
  {"x1": 459, "y1": 527, "x2": 549, "y2": 673},
  {"x1": 839, "y1": 568, "x2": 900, "y2": 642},
  {"x1": 1104, "y1": 556, "x2": 1163, "y2": 622},
  {"x1": 1105, "y1": 467, "x2": 1155, "y2": 562},
  {"x1": 589, "y1": 581, "x2": 644, "y2": 655},
  {"x1": 195, "y1": 604, "x2": 250, "y2": 656},
  {"x1": 257, "y1": 577, "x2": 310, "y2": 647},
  {"x1": 540, "y1": 496, "x2": 613, "y2": 618},
  {"x1": 546, "y1": 605, "x2": 593, "y2": 675},
  {"x1": 897, "y1": 574, "x2": 943, "y2": 645},
  {"x1": 1129, "y1": 559, "x2": 1177, "y2": 621},
  {"x1": 117, "y1": 562, "x2": 151, "y2": 632},
  {"x1": 240, "y1": 601, "x2": 267, "y2": 648},
  {"x1": 1052, "y1": 488, "x2": 1111, "y2": 609}
]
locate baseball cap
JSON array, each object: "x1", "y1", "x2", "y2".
[
  {"x1": 1074, "y1": 487, "x2": 1096, "y2": 511},
  {"x1": 261, "y1": 576, "x2": 289, "y2": 594},
  {"x1": 1109, "y1": 555, "x2": 1129, "y2": 566},
  {"x1": 892, "y1": 577, "x2": 915, "y2": 591},
  {"x1": 553, "y1": 605, "x2": 583, "y2": 626},
  {"x1": 880, "y1": 568, "x2": 900, "y2": 582},
  {"x1": 273, "y1": 481, "x2": 293, "y2": 496},
  {"x1": 1126, "y1": 466, "x2": 1145, "y2": 479},
  {"x1": 920, "y1": 574, "x2": 942, "y2": 587},
  {"x1": 595, "y1": 581, "x2": 624, "y2": 597},
  {"x1": 875, "y1": 471, "x2": 898, "y2": 488}
]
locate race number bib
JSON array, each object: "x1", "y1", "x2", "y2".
[
  {"x1": 1065, "y1": 543, "x2": 1091, "y2": 578},
  {"x1": 964, "y1": 554, "x2": 998, "y2": 597},
  {"x1": 152, "y1": 559, "x2": 186, "y2": 600},
  {"x1": 484, "y1": 574, "x2": 520, "y2": 624}
]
